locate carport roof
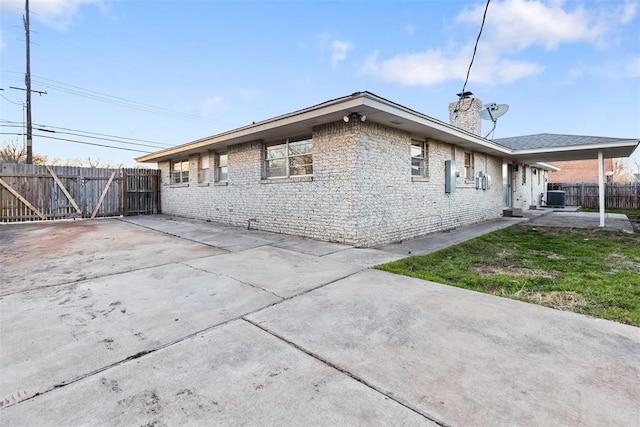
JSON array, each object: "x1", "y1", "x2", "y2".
[
  {"x1": 497, "y1": 133, "x2": 639, "y2": 162},
  {"x1": 135, "y1": 92, "x2": 639, "y2": 164}
]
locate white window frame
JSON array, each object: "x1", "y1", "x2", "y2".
[
  {"x1": 264, "y1": 137, "x2": 313, "y2": 179},
  {"x1": 198, "y1": 154, "x2": 210, "y2": 183},
  {"x1": 464, "y1": 152, "x2": 474, "y2": 181},
  {"x1": 411, "y1": 139, "x2": 428, "y2": 178},
  {"x1": 216, "y1": 152, "x2": 228, "y2": 183},
  {"x1": 171, "y1": 159, "x2": 189, "y2": 184}
]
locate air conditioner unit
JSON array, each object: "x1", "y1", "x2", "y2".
[{"x1": 547, "y1": 190, "x2": 566, "y2": 208}]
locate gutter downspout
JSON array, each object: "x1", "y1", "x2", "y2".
[{"x1": 598, "y1": 150, "x2": 605, "y2": 227}]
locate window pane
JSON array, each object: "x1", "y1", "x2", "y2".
[
  {"x1": 290, "y1": 154, "x2": 312, "y2": 176},
  {"x1": 289, "y1": 139, "x2": 312, "y2": 156},
  {"x1": 266, "y1": 159, "x2": 287, "y2": 177},
  {"x1": 200, "y1": 156, "x2": 209, "y2": 169},
  {"x1": 411, "y1": 145, "x2": 423, "y2": 158},
  {"x1": 266, "y1": 144, "x2": 287, "y2": 159},
  {"x1": 218, "y1": 154, "x2": 228, "y2": 167},
  {"x1": 218, "y1": 167, "x2": 228, "y2": 182}
]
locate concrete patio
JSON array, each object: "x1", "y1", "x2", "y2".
[{"x1": 1, "y1": 215, "x2": 638, "y2": 426}]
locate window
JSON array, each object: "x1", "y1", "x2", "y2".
[
  {"x1": 411, "y1": 139, "x2": 428, "y2": 177},
  {"x1": 265, "y1": 137, "x2": 313, "y2": 178},
  {"x1": 522, "y1": 165, "x2": 527, "y2": 185},
  {"x1": 217, "y1": 153, "x2": 228, "y2": 182},
  {"x1": 463, "y1": 152, "x2": 474, "y2": 180},
  {"x1": 198, "y1": 154, "x2": 210, "y2": 183},
  {"x1": 171, "y1": 160, "x2": 189, "y2": 184}
]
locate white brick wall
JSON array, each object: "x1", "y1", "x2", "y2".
[
  {"x1": 511, "y1": 163, "x2": 548, "y2": 209},
  {"x1": 159, "y1": 120, "x2": 505, "y2": 247},
  {"x1": 448, "y1": 98, "x2": 483, "y2": 136}
]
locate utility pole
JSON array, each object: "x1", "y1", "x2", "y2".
[{"x1": 24, "y1": 0, "x2": 33, "y2": 164}]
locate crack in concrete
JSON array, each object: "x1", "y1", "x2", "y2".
[
  {"x1": 0, "y1": 253, "x2": 229, "y2": 298},
  {"x1": 1, "y1": 269, "x2": 365, "y2": 412},
  {"x1": 117, "y1": 218, "x2": 234, "y2": 253},
  {"x1": 242, "y1": 317, "x2": 449, "y2": 427},
  {"x1": 181, "y1": 262, "x2": 285, "y2": 300}
]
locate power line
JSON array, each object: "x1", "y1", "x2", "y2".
[
  {"x1": 1, "y1": 119, "x2": 172, "y2": 147},
  {"x1": 453, "y1": 0, "x2": 491, "y2": 116},
  {"x1": 35, "y1": 134, "x2": 152, "y2": 153},
  {"x1": 34, "y1": 128, "x2": 167, "y2": 150},
  {"x1": 1, "y1": 94, "x2": 24, "y2": 105},
  {"x1": 34, "y1": 124, "x2": 173, "y2": 146},
  {"x1": 3, "y1": 71, "x2": 238, "y2": 126}
]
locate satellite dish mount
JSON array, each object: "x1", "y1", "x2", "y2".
[{"x1": 479, "y1": 102, "x2": 509, "y2": 139}]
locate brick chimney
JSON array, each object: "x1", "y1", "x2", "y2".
[{"x1": 448, "y1": 92, "x2": 482, "y2": 136}]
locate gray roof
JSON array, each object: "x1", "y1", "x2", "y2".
[
  {"x1": 495, "y1": 133, "x2": 637, "y2": 150},
  {"x1": 634, "y1": 173, "x2": 640, "y2": 182}
]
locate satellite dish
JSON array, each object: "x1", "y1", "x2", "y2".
[
  {"x1": 479, "y1": 102, "x2": 509, "y2": 139},
  {"x1": 480, "y1": 103, "x2": 509, "y2": 121}
]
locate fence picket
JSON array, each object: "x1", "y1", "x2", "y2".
[
  {"x1": 548, "y1": 183, "x2": 640, "y2": 209},
  {"x1": 0, "y1": 163, "x2": 160, "y2": 222}
]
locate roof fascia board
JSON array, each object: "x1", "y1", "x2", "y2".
[
  {"x1": 512, "y1": 139, "x2": 639, "y2": 156},
  {"x1": 361, "y1": 95, "x2": 513, "y2": 155},
  {"x1": 136, "y1": 96, "x2": 366, "y2": 162},
  {"x1": 533, "y1": 162, "x2": 561, "y2": 171}
]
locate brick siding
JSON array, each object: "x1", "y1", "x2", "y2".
[{"x1": 160, "y1": 120, "x2": 506, "y2": 247}]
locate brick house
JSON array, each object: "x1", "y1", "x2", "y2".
[
  {"x1": 137, "y1": 92, "x2": 638, "y2": 247},
  {"x1": 546, "y1": 159, "x2": 638, "y2": 183}
]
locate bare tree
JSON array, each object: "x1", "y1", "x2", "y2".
[
  {"x1": 612, "y1": 158, "x2": 636, "y2": 183},
  {"x1": 0, "y1": 139, "x2": 48, "y2": 164},
  {"x1": 1, "y1": 140, "x2": 123, "y2": 168}
]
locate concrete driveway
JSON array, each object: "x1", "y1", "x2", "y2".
[{"x1": 1, "y1": 215, "x2": 638, "y2": 426}]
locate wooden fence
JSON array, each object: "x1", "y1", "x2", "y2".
[
  {"x1": 0, "y1": 163, "x2": 161, "y2": 222},
  {"x1": 548, "y1": 182, "x2": 640, "y2": 210}
]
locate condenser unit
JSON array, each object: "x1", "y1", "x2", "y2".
[{"x1": 546, "y1": 190, "x2": 566, "y2": 208}]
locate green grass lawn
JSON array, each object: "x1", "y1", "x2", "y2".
[{"x1": 376, "y1": 225, "x2": 640, "y2": 326}]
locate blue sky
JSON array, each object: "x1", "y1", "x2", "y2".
[{"x1": 1, "y1": 0, "x2": 639, "y2": 167}]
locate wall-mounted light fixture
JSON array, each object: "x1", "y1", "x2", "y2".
[{"x1": 343, "y1": 112, "x2": 367, "y2": 123}]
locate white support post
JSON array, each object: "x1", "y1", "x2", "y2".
[{"x1": 598, "y1": 150, "x2": 605, "y2": 227}]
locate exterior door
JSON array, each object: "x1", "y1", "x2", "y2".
[{"x1": 502, "y1": 163, "x2": 512, "y2": 208}]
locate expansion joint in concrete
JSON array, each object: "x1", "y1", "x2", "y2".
[{"x1": 242, "y1": 318, "x2": 450, "y2": 427}]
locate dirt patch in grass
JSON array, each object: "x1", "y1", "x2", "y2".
[
  {"x1": 514, "y1": 290, "x2": 588, "y2": 311},
  {"x1": 528, "y1": 250, "x2": 566, "y2": 260},
  {"x1": 608, "y1": 253, "x2": 640, "y2": 271},
  {"x1": 474, "y1": 265, "x2": 561, "y2": 279}
]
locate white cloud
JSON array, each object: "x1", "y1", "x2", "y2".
[
  {"x1": 360, "y1": 0, "x2": 636, "y2": 86},
  {"x1": 457, "y1": 0, "x2": 638, "y2": 51},
  {"x1": 620, "y1": 1, "x2": 638, "y2": 24},
  {"x1": 330, "y1": 40, "x2": 353, "y2": 67},
  {"x1": 361, "y1": 44, "x2": 543, "y2": 86},
  {"x1": 457, "y1": 0, "x2": 599, "y2": 51},
  {"x1": 0, "y1": 0, "x2": 107, "y2": 31},
  {"x1": 494, "y1": 59, "x2": 545, "y2": 83},
  {"x1": 315, "y1": 33, "x2": 353, "y2": 67},
  {"x1": 200, "y1": 96, "x2": 223, "y2": 117}
]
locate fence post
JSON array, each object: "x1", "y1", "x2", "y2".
[{"x1": 120, "y1": 168, "x2": 127, "y2": 217}]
